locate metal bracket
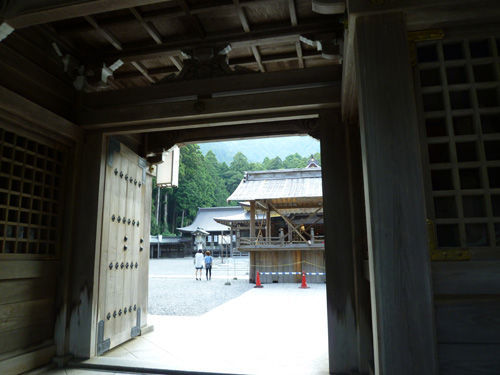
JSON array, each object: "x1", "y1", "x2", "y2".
[
  {"x1": 138, "y1": 157, "x2": 147, "y2": 184},
  {"x1": 107, "y1": 137, "x2": 121, "y2": 167},
  {"x1": 131, "y1": 307, "x2": 142, "y2": 338},
  {"x1": 0, "y1": 22, "x2": 14, "y2": 42},
  {"x1": 97, "y1": 320, "x2": 111, "y2": 355}
]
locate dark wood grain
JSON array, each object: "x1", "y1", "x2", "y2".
[{"x1": 355, "y1": 12, "x2": 437, "y2": 375}]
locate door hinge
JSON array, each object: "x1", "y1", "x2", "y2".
[
  {"x1": 131, "y1": 307, "x2": 142, "y2": 338},
  {"x1": 97, "y1": 320, "x2": 111, "y2": 355}
]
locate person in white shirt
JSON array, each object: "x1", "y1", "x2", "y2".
[{"x1": 194, "y1": 249, "x2": 204, "y2": 280}]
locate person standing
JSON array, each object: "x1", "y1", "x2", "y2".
[
  {"x1": 194, "y1": 249, "x2": 204, "y2": 280},
  {"x1": 204, "y1": 250, "x2": 213, "y2": 280}
]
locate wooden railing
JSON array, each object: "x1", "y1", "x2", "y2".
[{"x1": 239, "y1": 236, "x2": 325, "y2": 247}]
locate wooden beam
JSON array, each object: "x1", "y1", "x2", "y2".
[
  {"x1": 68, "y1": 132, "x2": 106, "y2": 358},
  {"x1": 319, "y1": 115, "x2": 359, "y2": 373},
  {"x1": 265, "y1": 202, "x2": 308, "y2": 243},
  {"x1": 130, "y1": 61, "x2": 156, "y2": 83},
  {"x1": 130, "y1": 7, "x2": 183, "y2": 73},
  {"x1": 345, "y1": 121, "x2": 373, "y2": 372},
  {"x1": 169, "y1": 56, "x2": 183, "y2": 71},
  {"x1": 0, "y1": 85, "x2": 82, "y2": 142},
  {"x1": 349, "y1": 0, "x2": 498, "y2": 25},
  {"x1": 84, "y1": 15, "x2": 122, "y2": 50},
  {"x1": 145, "y1": 118, "x2": 314, "y2": 153},
  {"x1": 54, "y1": 0, "x2": 283, "y2": 36},
  {"x1": 96, "y1": 20, "x2": 341, "y2": 62},
  {"x1": 77, "y1": 84, "x2": 340, "y2": 128},
  {"x1": 356, "y1": 13, "x2": 437, "y2": 375},
  {"x1": 3, "y1": 0, "x2": 176, "y2": 29},
  {"x1": 85, "y1": 15, "x2": 158, "y2": 84},
  {"x1": 288, "y1": 0, "x2": 305, "y2": 68},
  {"x1": 82, "y1": 65, "x2": 340, "y2": 108},
  {"x1": 129, "y1": 7, "x2": 163, "y2": 44},
  {"x1": 341, "y1": 21, "x2": 358, "y2": 123},
  {"x1": 179, "y1": 0, "x2": 206, "y2": 39},
  {"x1": 0, "y1": 344, "x2": 56, "y2": 375},
  {"x1": 98, "y1": 111, "x2": 320, "y2": 135},
  {"x1": 432, "y1": 261, "x2": 500, "y2": 295},
  {"x1": 234, "y1": 0, "x2": 265, "y2": 72},
  {"x1": 112, "y1": 50, "x2": 325, "y2": 80}
]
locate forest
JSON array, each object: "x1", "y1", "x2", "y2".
[{"x1": 151, "y1": 144, "x2": 321, "y2": 236}]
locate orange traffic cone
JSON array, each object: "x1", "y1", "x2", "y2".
[
  {"x1": 254, "y1": 271, "x2": 263, "y2": 288},
  {"x1": 299, "y1": 272, "x2": 309, "y2": 289}
]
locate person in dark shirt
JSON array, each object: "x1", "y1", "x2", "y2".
[{"x1": 204, "y1": 250, "x2": 213, "y2": 280}]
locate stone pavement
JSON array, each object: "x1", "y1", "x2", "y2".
[
  {"x1": 148, "y1": 257, "x2": 254, "y2": 316},
  {"x1": 100, "y1": 283, "x2": 329, "y2": 375},
  {"x1": 64, "y1": 257, "x2": 329, "y2": 375}
]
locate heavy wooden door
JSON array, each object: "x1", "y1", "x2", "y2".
[{"x1": 96, "y1": 139, "x2": 151, "y2": 355}]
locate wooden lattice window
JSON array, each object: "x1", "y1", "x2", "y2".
[
  {"x1": 415, "y1": 36, "x2": 500, "y2": 253},
  {"x1": 0, "y1": 127, "x2": 66, "y2": 256}
]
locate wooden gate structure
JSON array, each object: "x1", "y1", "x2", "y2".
[
  {"x1": 0, "y1": 1, "x2": 499, "y2": 375},
  {"x1": 96, "y1": 140, "x2": 151, "y2": 354}
]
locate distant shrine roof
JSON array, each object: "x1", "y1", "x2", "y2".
[
  {"x1": 177, "y1": 206, "x2": 243, "y2": 233},
  {"x1": 227, "y1": 167, "x2": 322, "y2": 203}
]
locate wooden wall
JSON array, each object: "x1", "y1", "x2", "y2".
[
  {"x1": 432, "y1": 262, "x2": 500, "y2": 374},
  {"x1": 252, "y1": 250, "x2": 325, "y2": 284},
  {"x1": 0, "y1": 28, "x2": 75, "y2": 121},
  {"x1": 0, "y1": 261, "x2": 57, "y2": 375},
  {"x1": 413, "y1": 34, "x2": 500, "y2": 374},
  {"x1": 0, "y1": 124, "x2": 72, "y2": 374}
]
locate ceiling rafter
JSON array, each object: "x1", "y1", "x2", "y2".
[
  {"x1": 129, "y1": 7, "x2": 162, "y2": 44},
  {"x1": 129, "y1": 7, "x2": 183, "y2": 72},
  {"x1": 95, "y1": 19, "x2": 340, "y2": 63},
  {"x1": 178, "y1": 0, "x2": 206, "y2": 39},
  {"x1": 84, "y1": 15, "x2": 156, "y2": 84},
  {"x1": 2, "y1": 0, "x2": 177, "y2": 29},
  {"x1": 112, "y1": 50, "x2": 325, "y2": 80},
  {"x1": 233, "y1": 0, "x2": 265, "y2": 72},
  {"x1": 53, "y1": 0, "x2": 280, "y2": 36},
  {"x1": 288, "y1": 0, "x2": 304, "y2": 68},
  {"x1": 84, "y1": 15, "x2": 122, "y2": 50}
]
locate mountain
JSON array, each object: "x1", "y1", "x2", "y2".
[{"x1": 197, "y1": 135, "x2": 320, "y2": 163}]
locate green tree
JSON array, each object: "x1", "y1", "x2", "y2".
[
  {"x1": 262, "y1": 156, "x2": 283, "y2": 170},
  {"x1": 283, "y1": 153, "x2": 308, "y2": 168},
  {"x1": 153, "y1": 145, "x2": 322, "y2": 235}
]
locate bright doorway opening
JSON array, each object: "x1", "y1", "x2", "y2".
[{"x1": 97, "y1": 135, "x2": 328, "y2": 375}]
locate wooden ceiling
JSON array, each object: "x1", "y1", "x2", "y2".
[{"x1": 16, "y1": 0, "x2": 344, "y2": 90}]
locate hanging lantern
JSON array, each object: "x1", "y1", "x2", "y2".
[{"x1": 156, "y1": 145, "x2": 180, "y2": 187}]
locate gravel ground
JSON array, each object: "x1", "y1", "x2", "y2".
[{"x1": 148, "y1": 256, "x2": 253, "y2": 316}]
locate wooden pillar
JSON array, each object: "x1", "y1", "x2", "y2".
[
  {"x1": 68, "y1": 132, "x2": 106, "y2": 358},
  {"x1": 347, "y1": 121, "x2": 374, "y2": 373},
  {"x1": 229, "y1": 227, "x2": 233, "y2": 256},
  {"x1": 355, "y1": 12, "x2": 437, "y2": 375},
  {"x1": 249, "y1": 201, "x2": 256, "y2": 282},
  {"x1": 266, "y1": 206, "x2": 271, "y2": 242},
  {"x1": 236, "y1": 226, "x2": 240, "y2": 248},
  {"x1": 320, "y1": 113, "x2": 359, "y2": 373},
  {"x1": 249, "y1": 201, "x2": 256, "y2": 238}
]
